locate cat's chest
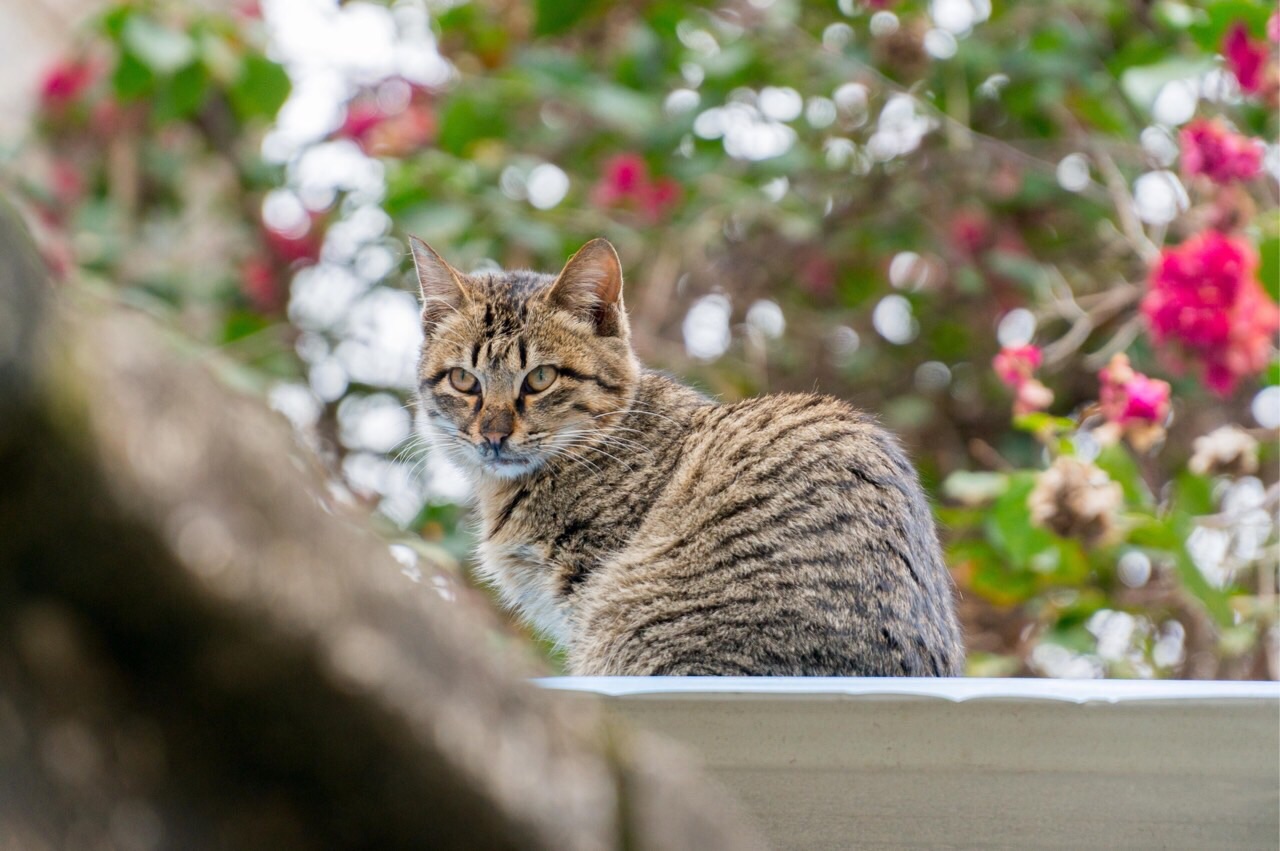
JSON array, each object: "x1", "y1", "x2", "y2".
[{"x1": 476, "y1": 494, "x2": 571, "y2": 644}]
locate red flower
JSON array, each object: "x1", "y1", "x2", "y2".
[
  {"x1": 949, "y1": 209, "x2": 994, "y2": 257},
  {"x1": 49, "y1": 158, "x2": 85, "y2": 207},
  {"x1": 233, "y1": 0, "x2": 263, "y2": 19},
  {"x1": 1179, "y1": 118, "x2": 1262, "y2": 184},
  {"x1": 335, "y1": 91, "x2": 436, "y2": 157},
  {"x1": 592, "y1": 155, "x2": 682, "y2": 223},
  {"x1": 993, "y1": 345, "x2": 1052, "y2": 414},
  {"x1": 39, "y1": 58, "x2": 95, "y2": 111},
  {"x1": 1223, "y1": 23, "x2": 1269, "y2": 94},
  {"x1": 263, "y1": 212, "x2": 326, "y2": 267},
  {"x1": 1098, "y1": 354, "x2": 1171, "y2": 426},
  {"x1": 338, "y1": 102, "x2": 385, "y2": 146},
  {"x1": 799, "y1": 252, "x2": 837, "y2": 298},
  {"x1": 993, "y1": 344, "x2": 1042, "y2": 389},
  {"x1": 1142, "y1": 231, "x2": 1279, "y2": 396},
  {"x1": 240, "y1": 255, "x2": 283, "y2": 313},
  {"x1": 598, "y1": 154, "x2": 646, "y2": 200}
]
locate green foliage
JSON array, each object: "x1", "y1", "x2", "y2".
[{"x1": 8, "y1": 0, "x2": 1278, "y2": 680}]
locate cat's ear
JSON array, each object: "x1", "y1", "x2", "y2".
[
  {"x1": 546, "y1": 238, "x2": 626, "y2": 337},
  {"x1": 408, "y1": 236, "x2": 469, "y2": 332}
]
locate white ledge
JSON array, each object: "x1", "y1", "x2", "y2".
[
  {"x1": 538, "y1": 675, "x2": 1280, "y2": 703},
  {"x1": 540, "y1": 676, "x2": 1280, "y2": 849}
]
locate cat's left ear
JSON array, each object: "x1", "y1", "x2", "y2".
[
  {"x1": 408, "y1": 235, "x2": 469, "y2": 333},
  {"x1": 546, "y1": 238, "x2": 626, "y2": 337}
]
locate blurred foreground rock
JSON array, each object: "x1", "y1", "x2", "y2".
[{"x1": 0, "y1": 206, "x2": 764, "y2": 851}]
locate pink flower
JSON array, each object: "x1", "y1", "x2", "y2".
[
  {"x1": 799, "y1": 252, "x2": 837, "y2": 298},
  {"x1": 263, "y1": 212, "x2": 326, "y2": 267},
  {"x1": 49, "y1": 158, "x2": 84, "y2": 207},
  {"x1": 993, "y1": 344, "x2": 1042, "y2": 389},
  {"x1": 240, "y1": 255, "x2": 282, "y2": 313},
  {"x1": 335, "y1": 86, "x2": 436, "y2": 157},
  {"x1": 1142, "y1": 231, "x2": 1280, "y2": 396},
  {"x1": 1098, "y1": 354, "x2": 1171, "y2": 426},
  {"x1": 1013, "y1": 379, "x2": 1054, "y2": 416},
  {"x1": 338, "y1": 102, "x2": 385, "y2": 146},
  {"x1": 595, "y1": 154, "x2": 647, "y2": 202},
  {"x1": 1269, "y1": 13, "x2": 1279, "y2": 43},
  {"x1": 592, "y1": 155, "x2": 682, "y2": 223},
  {"x1": 1179, "y1": 118, "x2": 1262, "y2": 184},
  {"x1": 1223, "y1": 23, "x2": 1269, "y2": 94},
  {"x1": 949, "y1": 209, "x2": 993, "y2": 257},
  {"x1": 39, "y1": 58, "x2": 95, "y2": 111},
  {"x1": 993, "y1": 344, "x2": 1053, "y2": 414}
]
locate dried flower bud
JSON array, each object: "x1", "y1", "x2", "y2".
[
  {"x1": 1028, "y1": 457, "x2": 1123, "y2": 546},
  {"x1": 1188, "y1": 425, "x2": 1260, "y2": 477}
]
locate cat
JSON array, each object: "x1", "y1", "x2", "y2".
[{"x1": 410, "y1": 236, "x2": 964, "y2": 676}]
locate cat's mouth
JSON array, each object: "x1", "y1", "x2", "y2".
[{"x1": 474, "y1": 447, "x2": 540, "y2": 478}]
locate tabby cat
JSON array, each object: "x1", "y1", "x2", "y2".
[{"x1": 410, "y1": 236, "x2": 963, "y2": 676}]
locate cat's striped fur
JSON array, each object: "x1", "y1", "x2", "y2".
[{"x1": 411, "y1": 237, "x2": 963, "y2": 676}]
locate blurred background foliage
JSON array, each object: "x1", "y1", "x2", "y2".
[{"x1": 5, "y1": 0, "x2": 1278, "y2": 678}]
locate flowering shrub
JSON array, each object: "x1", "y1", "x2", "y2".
[
  {"x1": 6, "y1": 0, "x2": 1278, "y2": 679},
  {"x1": 1143, "y1": 231, "x2": 1278, "y2": 395},
  {"x1": 1180, "y1": 118, "x2": 1263, "y2": 184}
]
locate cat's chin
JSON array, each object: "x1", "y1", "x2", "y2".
[{"x1": 474, "y1": 455, "x2": 542, "y2": 480}]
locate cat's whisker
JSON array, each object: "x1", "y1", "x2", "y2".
[
  {"x1": 539, "y1": 443, "x2": 604, "y2": 477},
  {"x1": 549, "y1": 429, "x2": 654, "y2": 459},
  {"x1": 590, "y1": 407, "x2": 682, "y2": 427}
]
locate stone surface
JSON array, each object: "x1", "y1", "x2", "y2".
[{"x1": 0, "y1": 206, "x2": 764, "y2": 851}]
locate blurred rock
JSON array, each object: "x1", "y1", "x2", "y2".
[{"x1": 0, "y1": 203, "x2": 763, "y2": 851}]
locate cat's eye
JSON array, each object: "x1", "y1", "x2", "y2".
[
  {"x1": 449, "y1": 367, "x2": 479, "y2": 393},
  {"x1": 523, "y1": 365, "x2": 558, "y2": 394}
]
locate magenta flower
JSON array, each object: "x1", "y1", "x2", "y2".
[
  {"x1": 993, "y1": 344, "x2": 1042, "y2": 389},
  {"x1": 1098, "y1": 354, "x2": 1171, "y2": 426},
  {"x1": 993, "y1": 345, "x2": 1053, "y2": 415},
  {"x1": 39, "y1": 58, "x2": 95, "y2": 111},
  {"x1": 1179, "y1": 118, "x2": 1262, "y2": 184},
  {"x1": 337, "y1": 102, "x2": 385, "y2": 147},
  {"x1": 1142, "y1": 231, "x2": 1279, "y2": 396},
  {"x1": 1223, "y1": 23, "x2": 1269, "y2": 94},
  {"x1": 592, "y1": 155, "x2": 682, "y2": 223}
]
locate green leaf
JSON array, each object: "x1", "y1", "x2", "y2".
[
  {"x1": 153, "y1": 62, "x2": 209, "y2": 122},
  {"x1": 400, "y1": 203, "x2": 473, "y2": 245},
  {"x1": 1167, "y1": 472, "x2": 1234, "y2": 627},
  {"x1": 942, "y1": 470, "x2": 1009, "y2": 506},
  {"x1": 1013, "y1": 412, "x2": 1076, "y2": 436},
  {"x1": 123, "y1": 16, "x2": 197, "y2": 74},
  {"x1": 1120, "y1": 57, "x2": 1214, "y2": 113},
  {"x1": 1094, "y1": 443, "x2": 1154, "y2": 507},
  {"x1": 111, "y1": 52, "x2": 154, "y2": 100},
  {"x1": 1187, "y1": 0, "x2": 1274, "y2": 52},
  {"x1": 986, "y1": 474, "x2": 1056, "y2": 564},
  {"x1": 534, "y1": 0, "x2": 601, "y2": 36},
  {"x1": 437, "y1": 91, "x2": 510, "y2": 156},
  {"x1": 228, "y1": 55, "x2": 291, "y2": 121},
  {"x1": 578, "y1": 84, "x2": 660, "y2": 134},
  {"x1": 1258, "y1": 236, "x2": 1279, "y2": 304}
]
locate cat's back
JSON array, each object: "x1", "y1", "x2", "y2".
[{"x1": 571, "y1": 390, "x2": 964, "y2": 677}]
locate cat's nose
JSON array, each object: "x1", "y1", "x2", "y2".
[{"x1": 480, "y1": 409, "x2": 514, "y2": 451}]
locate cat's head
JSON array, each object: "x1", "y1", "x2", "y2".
[{"x1": 410, "y1": 237, "x2": 640, "y2": 480}]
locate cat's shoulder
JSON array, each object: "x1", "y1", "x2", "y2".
[
  {"x1": 706, "y1": 391, "x2": 916, "y2": 476},
  {"x1": 721, "y1": 390, "x2": 879, "y2": 429}
]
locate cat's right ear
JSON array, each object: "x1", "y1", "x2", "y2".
[{"x1": 409, "y1": 236, "x2": 468, "y2": 332}]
